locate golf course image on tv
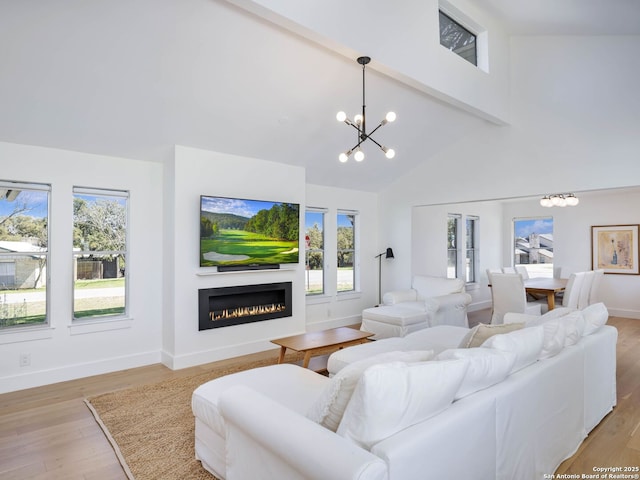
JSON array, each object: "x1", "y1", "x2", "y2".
[{"x1": 200, "y1": 195, "x2": 300, "y2": 267}]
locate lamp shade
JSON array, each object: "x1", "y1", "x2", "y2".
[{"x1": 385, "y1": 248, "x2": 394, "y2": 259}]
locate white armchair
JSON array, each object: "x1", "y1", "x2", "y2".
[{"x1": 361, "y1": 276, "x2": 472, "y2": 339}]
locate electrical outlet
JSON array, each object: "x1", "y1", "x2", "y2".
[{"x1": 19, "y1": 353, "x2": 31, "y2": 367}]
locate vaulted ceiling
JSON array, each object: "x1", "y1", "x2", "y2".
[{"x1": 1, "y1": 0, "x2": 639, "y2": 192}]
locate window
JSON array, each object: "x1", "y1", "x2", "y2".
[
  {"x1": 337, "y1": 211, "x2": 357, "y2": 292},
  {"x1": 513, "y1": 217, "x2": 554, "y2": 278},
  {"x1": 305, "y1": 209, "x2": 325, "y2": 295},
  {"x1": 73, "y1": 187, "x2": 128, "y2": 320},
  {"x1": 466, "y1": 216, "x2": 478, "y2": 283},
  {"x1": 439, "y1": 10, "x2": 477, "y2": 66},
  {"x1": 447, "y1": 214, "x2": 460, "y2": 279},
  {"x1": 0, "y1": 181, "x2": 50, "y2": 329}
]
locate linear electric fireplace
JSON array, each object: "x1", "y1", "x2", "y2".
[{"x1": 198, "y1": 282, "x2": 292, "y2": 330}]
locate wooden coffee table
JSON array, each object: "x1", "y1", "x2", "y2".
[{"x1": 271, "y1": 327, "x2": 374, "y2": 370}]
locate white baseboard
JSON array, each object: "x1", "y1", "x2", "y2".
[
  {"x1": 607, "y1": 307, "x2": 640, "y2": 320},
  {"x1": 0, "y1": 350, "x2": 161, "y2": 395}
]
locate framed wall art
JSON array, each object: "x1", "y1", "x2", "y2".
[{"x1": 591, "y1": 224, "x2": 640, "y2": 274}]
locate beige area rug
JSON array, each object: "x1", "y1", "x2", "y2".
[{"x1": 85, "y1": 354, "x2": 303, "y2": 480}]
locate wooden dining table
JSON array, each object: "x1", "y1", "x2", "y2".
[{"x1": 524, "y1": 277, "x2": 568, "y2": 310}]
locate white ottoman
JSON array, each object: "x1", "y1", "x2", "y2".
[
  {"x1": 192, "y1": 363, "x2": 328, "y2": 479},
  {"x1": 360, "y1": 304, "x2": 430, "y2": 339}
]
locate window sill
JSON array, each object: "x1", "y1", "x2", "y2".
[
  {"x1": 337, "y1": 291, "x2": 362, "y2": 301},
  {"x1": 69, "y1": 317, "x2": 133, "y2": 336},
  {"x1": 0, "y1": 325, "x2": 54, "y2": 345},
  {"x1": 306, "y1": 294, "x2": 331, "y2": 305}
]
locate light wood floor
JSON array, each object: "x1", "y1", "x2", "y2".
[{"x1": 0, "y1": 315, "x2": 638, "y2": 479}]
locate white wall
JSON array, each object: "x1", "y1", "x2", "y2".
[
  {"x1": 412, "y1": 200, "x2": 504, "y2": 310},
  {"x1": 229, "y1": 0, "x2": 511, "y2": 124},
  {"x1": 162, "y1": 146, "x2": 306, "y2": 369},
  {"x1": 0, "y1": 142, "x2": 164, "y2": 394},
  {"x1": 379, "y1": 35, "x2": 640, "y2": 294},
  {"x1": 501, "y1": 189, "x2": 640, "y2": 318},
  {"x1": 305, "y1": 184, "x2": 380, "y2": 329}
]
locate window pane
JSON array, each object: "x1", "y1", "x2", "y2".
[
  {"x1": 466, "y1": 216, "x2": 478, "y2": 283},
  {"x1": 305, "y1": 211, "x2": 324, "y2": 295},
  {"x1": 447, "y1": 216, "x2": 459, "y2": 279},
  {"x1": 0, "y1": 255, "x2": 47, "y2": 327},
  {"x1": 73, "y1": 189, "x2": 128, "y2": 320},
  {"x1": 337, "y1": 213, "x2": 355, "y2": 292},
  {"x1": 439, "y1": 11, "x2": 477, "y2": 66},
  {"x1": 0, "y1": 183, "x2": 49, "y2": 329},
  {"x1": 74, "y1": 254, "x2": 126, "y2": 318},
  {"x1": 514, "y1": 217, "x2": 554, "y2": 278}
]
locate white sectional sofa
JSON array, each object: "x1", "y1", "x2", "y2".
[
  {"x1": 361, "y1": 275, "x2": 472, "y2": 339},
  {"x1": 191, "y1": 303, "x2": 616, "y2": 480}
]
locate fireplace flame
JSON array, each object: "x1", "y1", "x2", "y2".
[{"x1": 210, "y1": 303, "x2": 286, "y2": 321}]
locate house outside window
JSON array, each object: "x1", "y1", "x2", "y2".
[
  {"x1": 513, "y1": 217, "x2": 554, "y2": 278},
  {"x1": 305, "y1": 209, "x2": 325, "y2": 295},
  {"x1": 0, "y1": 181, "x2": 50, "y2": 329},
  {"x1": 337, "y1": 211, "x2": 358, "y2": 292},
  {"x1": 439, "y1": 10, "x2": 477, "y2": 66},
  {"x1": 73, "y1": 187, "x2": 128, "y2": 320}
]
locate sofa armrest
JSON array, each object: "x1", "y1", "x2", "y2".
[
  {"x1": 382, "y1": 289, "x2": 418, "y2": 305},
  {"x1": 219, "y1": 385, "x2": 388, "y2": 480},
  {"x1": 434, "y1": 292, "x2": 472, "y2": 310}
]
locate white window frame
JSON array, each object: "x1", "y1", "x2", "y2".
[
  {"x1": 0, "y1": 180, "x2": 51, "y2": 331},
  {"x1": 337, "y1": 210, "x2": 359, "y2": 294},
  {"x1": 72, "y1": 186, "x2": 129, "y2": 323},
  {"x1": 439, "y1": 0, "x2": 489, "y2": 73},
  {"x1": 305, "y1": 208, "x2": 326, "y2": 296},
  {"x1": 465, "y1": 215, "x2": 479, "y2": 284}
]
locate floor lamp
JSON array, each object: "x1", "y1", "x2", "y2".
[{"x1": 376, "y1": 248, "x2": 394, "y2": 305}]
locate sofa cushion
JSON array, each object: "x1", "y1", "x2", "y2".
[
  {"x1": 581, "y1": 302, "x2": 608, "y2": 336},
  {"x1": 562, "y1": 311, "x2": 585, "y2": 346},
  {"x1": 336, "y1": 359, "x2": 468, "y2": 449},
  {"x1": 435, "y1": 348, "x2": 516, "y2": 399},
  {"x1": 458, "y1": 322, "x2": 525, "y2": 349},
  {"x1": 412, "y1": 275, "x2": 464, "y2": 299},
  {"x1": 522, "y1": 315, "x2": 567, "y2": 359},
  {"x1": 481, "y1": 325, "x2": 545, "y2": 373},
  {"x1": 306, "y1": 350, "x2": 434, "y2": 432}
]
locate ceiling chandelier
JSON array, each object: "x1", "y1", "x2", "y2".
[
  {"x1": 336, "y1": 56, "x2": 396, "y2": 163},
  {"x1": 540, "y1": 193, "x2": 580, "y2": 207}
]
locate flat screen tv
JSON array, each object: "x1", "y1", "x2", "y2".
[{"x1": 200, "y1": 195, "x2": 300, "y2": 269}]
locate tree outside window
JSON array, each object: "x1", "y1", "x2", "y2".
[
  {"x1": 305, "y1": 210, "x2": 324, "y2": 295},
  {"x1": 73, "y1": 187, "x2": 128, "y2": 320},
  {"x1": 337, "y1": 212, "x2": 356, "y2": 292},
  {"x1": 0, "y1": 182, "x2": 49, "y2": 329}
]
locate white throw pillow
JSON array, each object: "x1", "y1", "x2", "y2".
[
  {"x1": 306, "y1": 350, "x2": 434, "y2": 431},
  {"x1": 562, "y1": 311, "x2": 585, "y2": 346},
  {"x1": 581, "y1": 302, "x2": 609, "y2": 336},
  {"x1": 336, "y1": 359, "x2": 468, "y2": 449},
  {"x1": 523, "y1": 314, "x2": 567, "y2": 359},
  {"x1": 458, "y1": 322, "x2": 525, "y2": 349},
  {"x1": 435, "y1": 348, "x2": 516, "y2": 399},
  {"x1": 481, "y1": 325, "x2": 545, "y2": 373}
]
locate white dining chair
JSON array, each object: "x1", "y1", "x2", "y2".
[
  {"x1": 515, "y1": 265, "x2": 530, "y2": 279},
  {"x1": 578, "y1": 270, "x2": 595, "y2": 310},
  {"x1": 490, "y1": 273, "x2": 542, "y2": 325},
  {"x1": 589, "y1": 269, "x2": 605, "y2": 305},
  {"x1": 562, "y1": 272, "x2": 586, "y2": 310},
  {"x1": 502, "y1": 266, "x2": 517, "y2": 274},
  {"x1": 486, "y1": 268, "x2": 502, "y2": 283}
]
